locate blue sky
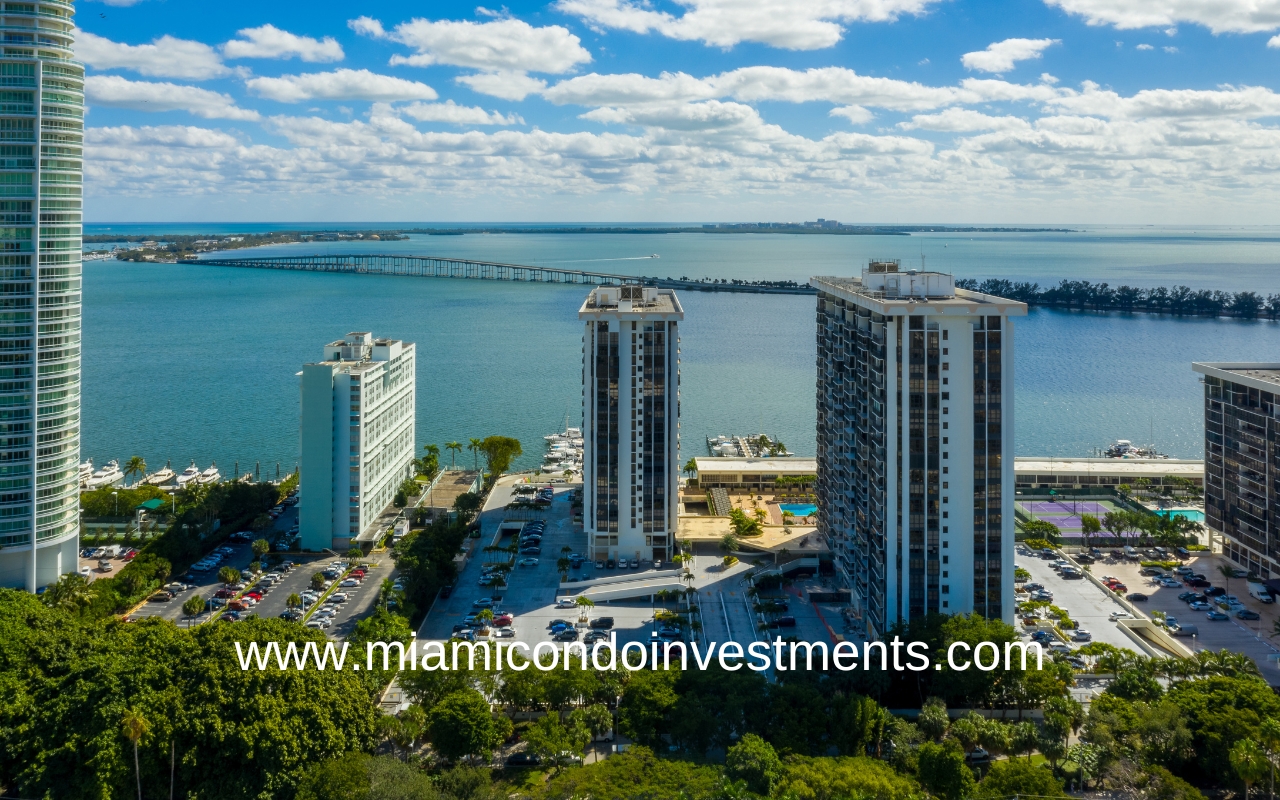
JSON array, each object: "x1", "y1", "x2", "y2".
[{"x1": 78, "y1": 0, "x2": 1280, "y2": 222}]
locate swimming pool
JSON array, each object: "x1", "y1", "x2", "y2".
[
  {"x1": 779, "y1": 503, "x2": 818, "y2": 517},
  {"x1": 1158, "y1": 509, "x2": 1206, "y2": 523}
]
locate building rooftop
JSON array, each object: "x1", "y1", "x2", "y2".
[
  {"x1": 812, "y1": 273, "x2": 1027, "y2": 316},
  {"x1": 579, "y1": 285, "x2": 683, "y2": 318},
  {"x1": 1013, "y1": 457, "x2": 1203, "y2": 476},
  {"x1": 694, "y1": 457, "x2": 817, "y2": 473},
  {"x1": 1193, "y1": 362, "x2": 1280, "y2": 390}
]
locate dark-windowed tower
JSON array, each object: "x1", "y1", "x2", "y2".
[
  {"x1": 1192, "y1": 363, "x2": 1279, "y2": 579},
  {"x1": 813, "y1": 263, "x2": 1024, "y2": 638},
  {"x1": 580, "y1": 285, "x2": 682, "y2": 564}
]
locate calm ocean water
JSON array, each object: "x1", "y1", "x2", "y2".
[{"x1": 80, "y1": 227, "x2": 1280, "y2": 474}]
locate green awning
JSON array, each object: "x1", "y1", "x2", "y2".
[{"x1": 136, "y1": 498, "x2": 166, "y2": 510}]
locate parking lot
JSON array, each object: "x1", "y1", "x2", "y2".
[
  {"x1": 1017, "y1": 545, "x2": 1280, "y2": 676},
  {"x1": 420, "y1": 479, "x2": 671, "y2": 653},
  {"x1": 1101, "y1": 553, "x2": 1280, "y2": 675},
  {"x1": 419, "y1": 476, "x2": 836, "y2": 661},
  {"x1": 1016, "y1": 547, "x2": 1137, "y2": 652}
]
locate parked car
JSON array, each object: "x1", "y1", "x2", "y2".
[
  {"x1": 1189, "y1": 601, "x2": 1211, "y2": 611},
  {"x1": 1128, "y1": 593, "x2": 1149, "y2": 602},
  {"x1": 1237, "y1": 609, "x2": 1262, "y2": 620},
  {"x1": 556, "y1": 598, "x2": 578, "y2": 609},
  {"x1": 770, "y1": 616, "x2": 797, "y2": 628},
  {"x1": 589, "y1": 617, "x2": 615, "y2": 629},
  {"x1": 1109, "y1": 611, "x2": 1132, "y2": 620},
  {"x1": 1206, "y1": 610, "x2": 1229, "y2": 621},
  {"x1": 554, "y1": 629, "x2": 580, "y2": 642},
  {"x1": 506, "y1": 752, "x2": 542, "y2": 767},
  {"x1": 1071, "y1": 629, "x2": 1092, "y2": 642},
  {"x1": 1169, "y1": 624, "x2": 1199, "y2": 637}
]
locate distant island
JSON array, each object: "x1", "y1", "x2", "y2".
[
  {"x1": 404, "y1": 223, "x2": 1077, "y2": 236},
  {"x1": 83, "y1": 230, "x2": 410, "y2": 262},
  {"x1": 84, "y1": 223, "x2": 1076, "y2": 262}
]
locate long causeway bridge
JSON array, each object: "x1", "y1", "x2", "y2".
[{"x1": 180, "y1": 254, "x2": 817, "y2": 295}]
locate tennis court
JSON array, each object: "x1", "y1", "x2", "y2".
[{"x1": 1016, "y1": 498, "x2": 1122, "y2": 533}]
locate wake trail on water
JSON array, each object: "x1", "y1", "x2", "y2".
[{"x1": 543, "y1": 256, "x2": 659, "y2": 264}]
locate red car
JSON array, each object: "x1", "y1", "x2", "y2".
[
  {"x1": 350, "y1": 570, "x2": 366, "y2": 578},
  {"x1": 215, "y1": 588, "x2": 236, "y2": 599},
  {"x1": 492, "y1": 614, "x2": 514, "y2": 627}
]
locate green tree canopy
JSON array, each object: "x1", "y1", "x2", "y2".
[
  {"x1": 975, "y1": 760, "x2": 1066, "y2": 799},
  {"x1": 427, "y1": 689, "x2": 504, "y2": 763},
  {"x1": 725, "y1": 734, "x2": 783, "y2": 795}
]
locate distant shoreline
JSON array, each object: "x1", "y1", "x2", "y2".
[{"x1": 83, "y1": 224, "x2": 1075, "y2": 244}]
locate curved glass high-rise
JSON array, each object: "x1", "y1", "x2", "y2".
[{"x1": 0, "y1": 1, "x2": 82, "y2": 590}]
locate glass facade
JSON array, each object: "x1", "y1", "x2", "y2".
[
  {"x1": 972, "y1": 317, "x2": 1002, "y2": 619},
  {"x1": 1203, "y1": 374, "x2": 1274, "y2": 578},
  {"x1": 0, "y1": 1, "x2": 81, "y2": 586}
]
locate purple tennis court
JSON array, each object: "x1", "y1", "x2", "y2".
[
  {"x1": 1022, "y1": 501, "x2": 1112, "y2": 515},
  {"x1": 1016, "y1": 498, "x2": 1123, "y2": 532}
]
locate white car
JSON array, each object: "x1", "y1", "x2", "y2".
[
  {"x1": 519, "y1": 557, "x2": 540, "y2": 567},
  {"x1": 556, "y1": 598, "x2": 578, "y2": 609},
  {"x1": 1109, "y1": 610, "x2": 1133, "y2": 620},
  {"x1": 340, "y1": 578, "x2": 360, "y2": 588},
  {"x1": 78, "y1": 566, "x2": 92, "y2": 577}
]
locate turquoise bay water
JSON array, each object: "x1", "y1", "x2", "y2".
[{"x1": 80, "y1": 228, "x2": 1280, "y2": 474}]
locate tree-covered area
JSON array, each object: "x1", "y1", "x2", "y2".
[
  {"x1": 956, "y1": 277, "x2": 1280, "y2": 319},
  {"x1": 0, "y1": 591, "x2": 377, "y2": 798}
]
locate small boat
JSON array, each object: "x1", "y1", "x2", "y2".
[
  {"x1": 79, "y1": 458, "x2": 94, "y2": 488},
  {"x1": 145, "y1": 462, "x2": 175, "y2": 486},
  {"x1": 86, "y1": 459, "x2": 124, "y2": 490},
  {"x1": 176, "y1": 462, "x2": 201, "y2": 488},
  {"x1": 1104, "y1": 439, "x2": 1169, "y2": 460},
  {"x1": 198, "y1": 462, "x2": 222, "y2": 485},
  {"x1": 650, "y1": 254, "x2": 660, "y2": 258}
]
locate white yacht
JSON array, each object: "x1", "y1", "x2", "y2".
[
  {"x1": 198, "y1": 462, "x2": 222, "y2": 485},
  {"x1": 86, "y1": 460, "x2": 124, "y2": 490},
  {"x1": 79, "y1": 459, "x2": 94, "y2": 488},
  {"x1": 145, "y1": 462, "x2": 175, "y2": 486},
  {"x1": 176, "y1": 462, "x2": 202, "y2": 489}
]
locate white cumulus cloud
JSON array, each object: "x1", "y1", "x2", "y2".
[
  {"x1": 365, "y1": 17, "x2": 591, "y2": 73},
  {"x1": 454, "y1": 71, "x2": 548, "y2": 101},
  {"x1": 400, "y1": 100, "x2": 523, "y2": 125},
  {"x1": 74, "y1": 30, "x2": 229, "y2": 80},
  {"x1": 222, "y1": 24, "x2": 344, "y2": 62},
  {"x1": 1271, "y1": 34, "x2": 1280, "y2": 46},
  {"x1": 1045, "y1": 0, "x2": 1280, "y2": 34},
  {"x1": 830, "y1": 105, "x2": 874, "y2": 124},
  {"x1": 555, "y1": 0, "x2": 941, "y2": 50},
  {"x1": 961, "y1": 38, "x2": 1059, "y2": 73},
  {"x1": 85, "y1": 75, "x2": 260, "y2": 120},
  {"x1": 246, "y1": 69, "x2": 438, "y2": 103},
  {"x1": 899, "y1": 107, "x2": 1031, "y2": 131}
]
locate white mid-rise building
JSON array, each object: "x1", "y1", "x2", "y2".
[
  {"x1": 813, "y1": 263, "x2": 1025, "y2": 637},
  {"x1": 580, "y1": 285, "x2": 682, "y2": 563},
  {"x1": 300, "y1": 332, "x2": 416, "y2": 552}
]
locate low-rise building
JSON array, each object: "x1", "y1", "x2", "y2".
[
  {"x1": 1013, "y1": 457, "x2": 1203, "y2": 490},
  {"x1": 693, "y1": 458, "x2": 817, "y2": 491}
]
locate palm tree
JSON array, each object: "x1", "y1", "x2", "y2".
[
  {"x1": 182, "y1": 594, "x2": 204, "y2": 625},
  {"x1": 1232, "y1": 739, "x2": 1268, "y2": 799},
  {"x1": 287, "y1": 593, "x2": 303, "y2": 611},
  {"x1": 124, "y1": 455, "x2": 147, "y2": 487},
  {"x1": 575, "y1": 595, "x2": 596, "y2": 621},
  {"x1": 468, "y1": 438, "x2": 483, "y2": 472},
  {"x1": 43, "y1": 573, "x2": 92, "y2": 613},
  {"x1": 1219, "y1": 564, "x2": 1236, "y2": 598},
  {"x1": 122, "y1": 708, "x2": 149, "y2": 800},
  {"x1": 218, "y1": 566, "x2": 241, "y2": 587},
  {"x1": 445, "y1": 441, "x2": 462, "y2": 470}
]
